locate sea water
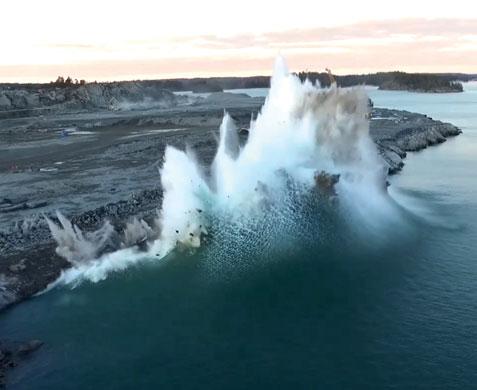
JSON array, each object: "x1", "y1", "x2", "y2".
[{"x1": 1, "y1": 81, "x2": 476, "y2": 389}]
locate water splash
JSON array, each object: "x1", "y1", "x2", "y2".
[
  {"x1": 45, "y1": 211, "x2": 115, "y2": 265},
  {"x1": 48, "y1": 56, "x2": 400, "y2": 286}
]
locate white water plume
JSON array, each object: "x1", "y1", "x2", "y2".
[
  {"x1": 45, "y1": 211, "x2": 115, "y2": 265},
  {"x1": 47, "y1": 56, "x2": 399, "y2": 285},
  {"x1": 122, "y1": 216, "x2": 160, "y2": 248}
]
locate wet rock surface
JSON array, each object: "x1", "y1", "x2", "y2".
[{"x1": 315, "y1": 171, "x2": 340, "y2": 198}]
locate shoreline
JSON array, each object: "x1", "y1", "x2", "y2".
[
  {"x1": 0, "y1": 92, "x2": 462, "y2": 387},
  {"x1": 0, "y1": 95, "x2": 462, "y2": 312}
]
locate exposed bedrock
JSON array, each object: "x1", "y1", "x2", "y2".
[
  {"x1": 370, "y1": 108, "x2": 461, "y2": 173},
  {"x1": 0, "y1": 82, "x2": 183, "y2": 117}
]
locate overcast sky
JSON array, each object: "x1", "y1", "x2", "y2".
[{"x1": 1, "y1": 0, "x2": 476, "y2": 82}]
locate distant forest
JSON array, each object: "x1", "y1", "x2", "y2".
[
  {"x1": 1, "y1": 71, "x2": 475, "y2": 93},
  {"x1": 119, "y1": 71, "x2": 474, "y2": 92},
  {"x1": 297, "y1": 71, "x2": 467, "y2": 92}
]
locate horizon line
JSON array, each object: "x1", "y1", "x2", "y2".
[{"x1": 1, "y1": 68, "x2": 477, "y2": 85}]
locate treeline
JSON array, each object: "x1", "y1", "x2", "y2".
[
  {"x1": 1, "y1": 72, "x2": 474, "y2": 93},
  {"x1": 378, "y1": 72, "x2": 463, "y2": 92},
  {"x1": 51, "y1": 76, "x2": 86, "y2": 86},
  {"x1": 297, "y1": 71, "x2": 467, "y2": 92},
  {"x1": 136, "y1": 76, "x2": 270, "y2": 93},
  {"x1": 146, "y1": 72, "x2": 472, "y2": 92}
]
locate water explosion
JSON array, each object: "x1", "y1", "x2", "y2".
[{"x1": 47, "y1": 57, "x2": 401, "y2": 286}]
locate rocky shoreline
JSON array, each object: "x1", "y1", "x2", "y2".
[
  {"x1": 0, "y1": 94, "x2": 462, "y2": 311},
  {"x1": 0, "y1": 91, "x2": 461, "y2": 387},
  {"x1": 370, "y1": 108, "x2": 462, "y2": 173}
]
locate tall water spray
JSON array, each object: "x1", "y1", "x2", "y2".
[{"x1": 48, "y1": 56, "x2": 397, "y2": 285}]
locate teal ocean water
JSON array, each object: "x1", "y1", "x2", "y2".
[{"x1": 1, "y1": 83, "x2": 477, "y2": 389}]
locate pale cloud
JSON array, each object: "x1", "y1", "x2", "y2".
[{"x1": 1, "y1": 17, "x2": 476, "y2": 82}]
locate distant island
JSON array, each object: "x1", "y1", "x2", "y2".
[
  {"x1": 297, "y1": 71, "x2": 469, "y2": 93},
  {"x1": 377, "y1": 72, "x2": 464, "y2": 93}
]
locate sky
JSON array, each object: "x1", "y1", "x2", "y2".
[{"x1": 1, "y1": 0, "x2": 476, "y2": 82}]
